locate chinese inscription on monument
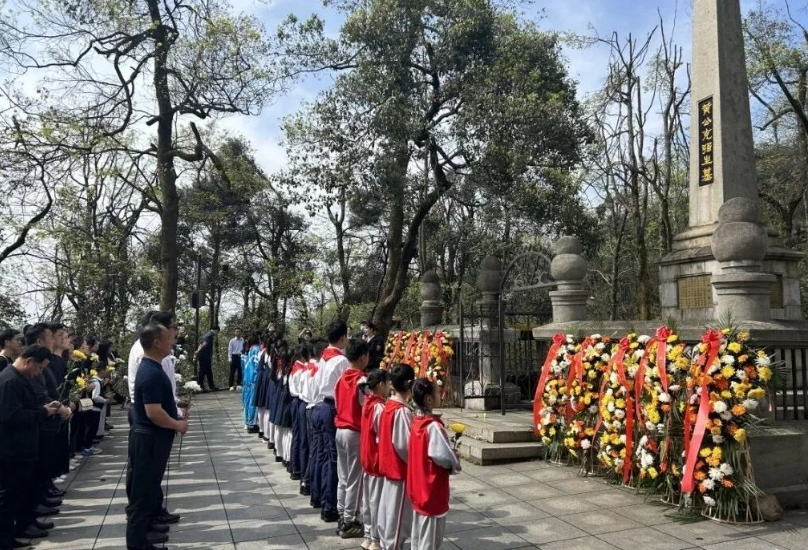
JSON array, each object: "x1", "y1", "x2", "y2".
[{"x1": 699, "y1": 97, "x2": 714, "y2": 186}]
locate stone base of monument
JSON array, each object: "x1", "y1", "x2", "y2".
[
  {"x1": 748, "y1": 423, "x2": 808, "y2": 509},
  {"x1": 463, "y1": 381, "x2": 522, "y2": 411},
  {"x1": 438, "y1": 408, "x2": 543, "y2": 465}
]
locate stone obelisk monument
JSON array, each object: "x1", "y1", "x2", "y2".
[{"x1": 659, "y1": 0, "x2": 803, "y2": 323}]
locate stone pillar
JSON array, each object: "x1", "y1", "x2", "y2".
[
  {"x1": 419, "y1": 270, "x2": 444, "y2": 327},
  {"x1": 476, "y1": 256, "x2": 502, "y2": 329},
  {"x1": 549, "y1": 236, "x2": 589, "y2": 323},
  {"x1": 711, "y1": 198, "x2": 775, "y2": 322}
]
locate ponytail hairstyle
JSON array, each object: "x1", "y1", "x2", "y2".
[{"x1": 390, "y1": 364, "x2": 416, "y2": 394}]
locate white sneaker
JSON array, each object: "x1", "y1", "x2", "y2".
[
  {"x1": 236, "y1": 385, "x2": 242, "y2": 391},
  {"x1": 230, "y1": 387, "x2": 235, "y2": 391}
]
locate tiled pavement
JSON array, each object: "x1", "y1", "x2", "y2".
[{"x1": 29, "y1": 393, "x2": 808, "y2": 550}]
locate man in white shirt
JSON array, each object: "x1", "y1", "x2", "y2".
[
  {"x1": 311, "y1": 320, "x2": 349, "y2": 523},
  {"x1": 227, "y1": 330, "x2": 244, "y2": 391},
  {"x1": 126, "y1": 310, "x2": 183, "y2": 528}
]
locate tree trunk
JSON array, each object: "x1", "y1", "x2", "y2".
[{"x1": 147, "y1": 0, "x2": 180, "y2": 312}]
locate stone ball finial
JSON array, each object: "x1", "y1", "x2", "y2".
[
  {"x1": 712, "y1": 198, "x2": 768, "y2": 263},
  {"x1": 420, "y1": 270, "x2": 441, "y2": 301},
  {"x1": 553, "y1": 236, "x2": 583, "y2": 256},
  {"x1": 717, "y1": 197, "x2": 760, "y2": 225},
  {"x1": 551, "y1": 237, "x2": 587, "y2": 282},
  {"x1": 476, "y1": 256, "x2": 502, "y2": 293}
]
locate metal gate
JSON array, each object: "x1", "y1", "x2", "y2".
[{"x1": 450, "y1": 251, "x2": 556, "y2": 413}]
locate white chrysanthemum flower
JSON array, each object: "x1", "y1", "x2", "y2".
[
  {"x1": 566, "y1": 336, "x2": 574, "y2": 344},
  {"x1": 591, "y1": 334, "x2": 602, "y2": 340},
  {"x1": 755, "y1": 355, "x2": 772, "y2": 367},
  {"x1": 669, "y1": 384, "x2": 681, "y2": 392},
  {"x1": 645, "y1": 421, "x2": 656, "y2": 432},
  {"x1": 619, "y1": 434, "x2": 627, "y2": 444},
  {"x1": 721, "y1": 354, "x2": 735, "y2": 365},
  {"x1": 567, "y1": 345, "x2": 576, "y2": 353},
  {"x1": 548, "y1": 396, "x2": 557, "y2": 405},
  {"x1": 641, "y1": 454, "x2": 654, "y2": 468},
  {"x1": 690, "y1": 394, "x2": 699, "y2": 405},
  {"x1": 609, "y1": 372, "x2": 619, "y2": 385},
  {"x1": 658, "y1": 392, "x2": 671, "y2": 403},
  {"x1": 595, "y1": 343, "x2": 606, "y2": 352},
  {"x1": 606, "y1": 388, "x2": 614, "y2": 396},
  {"x1": 581, "y1": 439, "x2": 591, "y2": 450},
  {"x1": 703, "y1": 496, "x2": 716, "y2": 507},
  {"x1": 614, "y1": 409, "x2": 626, "y2": 420},
  {"x1": 708, "y1": 363, "x2": 720, "y2": 374},
  {"x1": 736, "y1": 369, "x2": 748, "y2": 381},
  {"x1": 713, "y1": 401, "x2": 728, "y2": 414},
  {"x1": 602, "y1": 353, "x2": 611, "y2": 363},
  {"x1": 607, "y1": 402, "x2": 615, "y2": 413},
  {"x1": 720, "y1": 463, "x2": 734, "y2": 476},
  {"x1": 635, "y1": 350, "x2": 645, "y2": 358},
  {"x1": 720, "y1": 411, "x2": 734, "y2": 421},
  {"x1": 612, "y1": 420, "x2": 622, "y2": 428},
  {"x1": 702, "y1": 479, "x2": 716, "y2": 490},
  {"x1": 708, "y1": 467, "x2": 724, "y2": 481},
  {"x1": 638, "y1": 435, "x2": 648, "y2": 448},
  {"x1": 552, "y1": 366, "x2": 563, "y2": 376},
  {"x1": 656, "y1": 423, "x2": 665, "y2": 432},
  {"x1": 614, "y1": 458, "x2": 624, "y2": 468},
  {"x1": 638, "y1": 335, "x2": 651, "y2": 345},
  {"x1": 743, "y1": 399, "x2": 759, "y2": 411},
  {"x1": 712, "y1": 434, "x2": 725, "y2": 444}
]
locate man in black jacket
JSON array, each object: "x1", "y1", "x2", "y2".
[{"x1": 0, "y1": 345, "x2": 61, "y2": 550}]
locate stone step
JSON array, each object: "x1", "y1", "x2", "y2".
[
  {"x1": 439, "y1": 418, "x2": 538, "y2": 444},
  {"x1": 457, "y1": 437, "x2": 545, "y2": 466}
]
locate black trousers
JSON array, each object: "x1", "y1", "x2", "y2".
[
  {"x1": 0, "y1": 458, "x2": 35, "y2": 546},
  {"x1": 126, "y1": 427, "x2": 174, "y2": 550},
  {"x1": 228, "y1": 354, "x2": 242, "y2": 387},
  {"x1": 197, "y1": 359, "x2": 215, "y2": 390},
  {"x1": 125, "y1": 409, "x2": 165, "y2": 515},
  {"x1": 80, "y1": 410, "x2": 101, "y2": 449}
]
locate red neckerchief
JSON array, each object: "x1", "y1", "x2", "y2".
[{"x1": 322, "y1": 347, "x2": 343, "y2": 362}]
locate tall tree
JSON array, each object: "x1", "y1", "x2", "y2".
[
  {"x1": 282, "y1": 0, "x2": 589, "y2": 333},
  {"x1": 0, "y1": 0, "x2": 281, "y2": 310}
]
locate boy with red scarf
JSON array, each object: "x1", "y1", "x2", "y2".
[
  {"x1": 377, "y1": 364, "x2": 415, "y2": 550},
  {"x1": 360, "y1": 369, "x2": 390, "y2": 550},
  {"x1": 334, "y1": 339, "x2": 369, "y2": 539},
  {"x1": 311, "y1": 320, "x2": 349, "y2": 523},
  {"x1": 407, "y1": 379, "x2": 461, "y2": 550}
]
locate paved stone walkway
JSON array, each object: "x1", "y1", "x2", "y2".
[{"x1": 30, "y1": 393, "x2": 808, "y2": 550}]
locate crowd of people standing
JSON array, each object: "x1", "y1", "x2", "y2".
[
  {"x1": 0, "y1": 323, "x2": 122, "y2": 550},
  {"x1": 237, "y1": 319, "x2": 462, "y2": 550}
]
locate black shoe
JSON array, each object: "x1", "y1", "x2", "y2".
[
  {"x1": 146, "y1": 532, "x2": 169, "y2": 544},
  {"x1": 149, "y1": 523, "x2": 170, "y2": 534},
  {"x1": 34, "y1": 505, "x2": 58, "y2": 516},
  {"x1": 41, "y1": 497, "x2": 62, "y2": 507},
  {"x1": 11, "y1": 540, "x2": 32, "y2": 549},
  {"x1": 105, "y1": 423, "x2": 114, "y2": 430},
  {"x1": 48, "y1": 488, "x2": 66, "y2": 498},
  {"x1": 258, "y1": 432, "x2": 264, "y2": 439},
  {"x1": 290, "y1": 472, "x2": 301, "y2": 480},
  {"x1": 336, "y1": 518, "x2": 345, "y2": 535},
  {"x1": 275, "y1": 456, "x2": 283, "y2": 463},
  {"x1": 247, "y1": 426, "x2": 259, "y2": 434},
  {"x1": 33, "y1": 520, "x2": 54, "y2": 531},
  {"x1": 340, "y1": 521, "x2": 364, "y2": 539},
  {"x1": 16, "y1": 526, "x2": 47, "y2": 539},
  {"x1": 311, "y1": 502, "x2": 321, "y2": 509},
  {"x1": 267, "y1": 442, "x2": 275, "y2": 450},
  {"x1": 321, "y1": 512, "x2": 340, "y2": 523},
  {"x1": 153, "y1": 511, "x2": 180, "y2": 525},
  {"x1": 300, "y1": 485, "x2": 311, "y2": 496}
]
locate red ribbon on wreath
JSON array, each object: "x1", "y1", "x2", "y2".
[
  {"x1": 681, "y1": 329, "x2": 722, "y2": 494},
  {"x1": 533, "y1": 334, "x2": 567, "y2": 435}
]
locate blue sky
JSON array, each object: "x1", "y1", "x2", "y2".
[{"x1": 220, "y1": 0, "x2": 768, "y2": 172}]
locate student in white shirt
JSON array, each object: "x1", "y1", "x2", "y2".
[{"x1": 310, "y1": 321, "x2": 349, "y2": 523}]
